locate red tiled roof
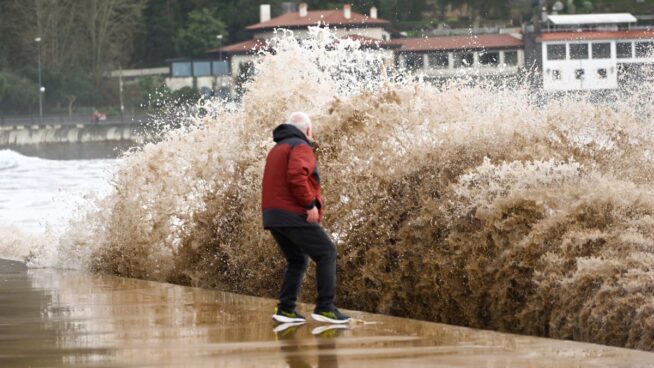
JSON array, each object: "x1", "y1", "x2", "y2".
[
  {"x1": 246, "y1": 10, "x2": 390, "y2": 31},
  {"x1": 340, "y1": 34, "x2": 392, "y2": 48},
  {"x1": 209, "y1": 39, "x2": 269, "y2": 55},
  {"x1": 390, "y1": 34, "x2": 523, "y2": 52},
  {"x1": 537, "y1": 29, "x2": 654, "y2": 42},
  {"x1": 212, "y1": 35, "x2": 393, "y2": 55}
]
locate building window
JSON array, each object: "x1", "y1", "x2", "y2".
[
  {"x1": 428, "y1": 53, "x2": 449, "y2": 68},
  {"x1": 635, "y1": 42, "x2": 654, "y2": 58},
  {"x1": 546, "y1": 44, "x2": 566, "y2": 60},
  {"x1": 570, "y1": 43, "x2": 589, "y2": 60},
  {"x1": 504, "y1": 51, "x2": 518, "y2": 66},
  {"x1": 591, "y1": 43, "x2": 611, "y2": 59},
  {"x1": 172, "y1": 61, "x2": 192, "y2": 77},
  {"x1": 479, "y1": 51, "x2": 499, "y2": 66},
  {"x1": 212, "y1": 60, "x2": 229, "y2": 75},
  {"x1": 453, "y1": 52, "x2": 474, "y2": 68},
  {"x1": 403, "y1": 53, "x2": 424, "y2": 70},
  {"x1": 552, "y1": 70, "x2": 561, "y2": 80},
  {"x1": 575, "y1": 69, "x2": 585, "y2": 80},
  {"x1": 616, "y1": 42, "x2": 633, "y2": 58},
  {"x1": 193, "y1": 61, "x2": 211, "y2": 77}
]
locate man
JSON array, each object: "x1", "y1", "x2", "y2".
[{"x1": 262, "y1": 111, "x2": 351, "y2": 324}]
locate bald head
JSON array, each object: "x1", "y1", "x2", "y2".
[{"x1": 287, "y1": 112, "x2": 312, "y2": 140}]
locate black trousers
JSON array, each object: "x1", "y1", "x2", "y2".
[{"x1": 269, "y1": 226, "x2": 337, "y2": 312}]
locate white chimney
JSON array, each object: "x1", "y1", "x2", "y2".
[
  {"x1": 260, "y1": 4, "x2": 271, "y2": 23},
  {"x1": 299, "y1": 3, "x2": 308, "y2": 17},
  {"x1": 370, "y1": 6, "x2": 377, "y2": 19},
  {"x1": 344, "y1": 4, "x2": 352, "y2": 19}
]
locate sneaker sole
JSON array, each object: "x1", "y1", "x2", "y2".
[
  {"x1": 274, "y1": 322, "x2": 306, "y2": 333},
  {"x1": 311, "y1": 313, "x2": 352, "y2": 324},
  {"x1": 272, "y1": 314, "x2": 306, "y2": 323},
  {"x1": 311, "y1": 324, "x2": 350, "y2": 335}
]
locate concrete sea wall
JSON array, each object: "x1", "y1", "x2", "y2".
[{"x1": 0, "y1": 123, "x2": 145, "y2": 146}]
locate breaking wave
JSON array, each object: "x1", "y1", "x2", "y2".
[
  {"x1": 0, "y1": 149, "x2": 114, "y2": 267},
  {"x1": 52, "y1": 28, "x2": 654, "y2": 350}
]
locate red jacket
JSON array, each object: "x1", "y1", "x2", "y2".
[{"x1": 262, "y1": 124, "x2": 323, "y2": 228}]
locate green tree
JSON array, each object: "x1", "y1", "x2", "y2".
[
  {"x1": 0, "y1": 72, "x2": 38, "y2": 112},
  {"x1": 57, "y1": 71, "x2": 95, "y2": 118},
  {"x1": 133, "y1": 0, "x2": 183, "y2": 67},
  {"x1": 171, "y1": 86, "x2": 201, "y2": 105},
  {"x1": 122, "y1": 75, "x2": 170, "y2": 110},
  {"x1": 377, "y1": 0, "x2": 429, "y2": 22},
  {"x1": 0, "y1": 72, "x2": 7, "y2": 99},
  {"x1": 175, "y1": 8, "x2": 228, "y2": 57},
  {"x1": 0, "y1": 0, "x2": 146, "y2": 113}
]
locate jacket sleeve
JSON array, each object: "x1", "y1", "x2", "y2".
[{"x1": 287, "y1": 144, "x2": 317, "y2": 209}]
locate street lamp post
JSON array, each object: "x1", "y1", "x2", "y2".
[
  {"x1": 215, "y1": 34, "x2": 225, "y2": 96},
  {"x1": 216, "y1": 34, "x2": 224, "y2": 62},
  {"x1": 35, "y1": 37, "x2": 44, "y2": 124},
  {"x1": 119, "y1": 66, "x2": 125, "y2": 123}
]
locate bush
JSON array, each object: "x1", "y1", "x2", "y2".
[
  {"x1": 171, "y1": 86, "x2": 201, "y2": 106},
  {"x1": 0, "y1": 71, "x2": 38, "y2": 113}
]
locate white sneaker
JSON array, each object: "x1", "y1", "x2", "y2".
[{"x1": 311, "y1": 309, "x2": 352, "y2": 324}]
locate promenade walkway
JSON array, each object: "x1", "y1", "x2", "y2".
[{"x1": 1, "y1": 259, "x2": 652, "y2": 367}]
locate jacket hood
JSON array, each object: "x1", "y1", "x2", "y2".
[{"x1": 272, "y1": 124, "x2": 311, "y2": 144}]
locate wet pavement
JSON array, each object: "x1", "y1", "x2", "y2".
[{"x1": 1, "y1": 259, "x2": 653, "y2": 367}]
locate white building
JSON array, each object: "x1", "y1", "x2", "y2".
[
  {"x1": 245, "y1": 3, "x2": 391, "y2": 41},
  {"x1": 390, "y1": 33, "x2": 524, "y2": 79},
  {"x1": 165, "y1": 58, "x2": 231, "y2": 96},
  {"x1": 538, "y1": 13, "x2": 654, "y2": 92},
  {"x1": 204, "y1": 2, "x2": 392, "y2": 89},
  {"x1": 165, "y1": 3, "x2": 527, "y2": 95}
]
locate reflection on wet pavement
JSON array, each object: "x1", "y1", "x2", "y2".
[{"x1": 0, "y1": 259, "x2": 653, "y2": 367}]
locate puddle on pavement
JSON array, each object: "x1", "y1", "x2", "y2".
[{"x1": 0, "y1": 259, "x2": 652, "y2": 367}]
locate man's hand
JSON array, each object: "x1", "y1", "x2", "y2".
[{"x1": 306, "y1": 206, "x2": 319, "y2": 223}]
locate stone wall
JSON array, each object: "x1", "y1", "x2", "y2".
[{"x1": 0, "y1": 123, "x2": 145, "y2": 146}]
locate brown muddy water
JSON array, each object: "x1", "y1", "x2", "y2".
[{"x1": 1, "y1": 259, "x2": 653, "y2": 368}]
